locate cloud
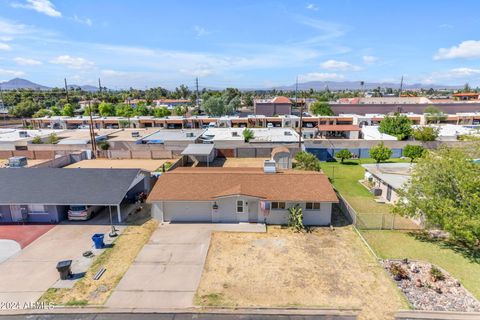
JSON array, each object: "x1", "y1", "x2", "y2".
[
  {"x1": 194, "y1": 25, "x2": 209, "y2": 37},
  {"x1": 299, "y1": 72, "x2": 344, "y2": 82},
  {"x1": 50, "y1": 55, "x2": 94, "y2": 69},
  {"x1": 423, "y1": 67, "x2": 480, "y2": 84},
  {"x1": 73, "y1": 15, "x2": 92, "y2": 26},
  {"x1": 179, "y1": 67, "x2": 214, "y2": 77},
  {"x1": 295, "y1": 16, "x2": 346, "y2": 41},
  {"x1": 434, "y1": 40, "x2": 480, "y2": 60},
  {"x1": 306, "y1": 4, "x2": 319, "y2": 11},
  {"x1": 0, "y1": 68, "x2": 25, "y2": 77},
  {"x1": 14, "y1": 57, "x2": 42, "y2": 65},
  {"x1": 11, "y1": 0, "x2": 62, "y2": 17},
  {"x1": 320, "y1": 59, "x2": 362, "y2": 71},
  {"x1": 362, "y1": 55, "x2": 378, "y2": 64},
  {"x1": 0, "y1": 43, "x2": 11, "y2": 50}
]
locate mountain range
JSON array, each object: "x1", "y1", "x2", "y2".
[
  {"x1": 0, "y1": 78, "x2": 464, "y2": 92},
  {"x1": 0, "y1": 78, "x2": 99, "y2": 92}
]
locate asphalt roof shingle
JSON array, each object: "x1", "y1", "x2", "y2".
[{"x1": 0, "y1": 168, "x2": 144, "y2": 205}]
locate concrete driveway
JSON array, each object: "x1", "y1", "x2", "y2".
[
  {"x1": 107, "y1": 223, "x2": 265, "y2": 309},
  {"x1": 0, "y1": 224, "x2": 110, "y2": 306}
]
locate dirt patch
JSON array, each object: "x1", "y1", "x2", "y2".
[
  {"x1": 221, "y1": 158, "x2": 269, "y2": 168},
  {"x1": 196, "y1": 226, "x2": 407, "y2": 320}
]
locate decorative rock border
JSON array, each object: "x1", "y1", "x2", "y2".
[{"x1": 382, "y1": 259, "x2": 480, "y2": 312}]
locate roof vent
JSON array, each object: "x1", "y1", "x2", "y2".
[
  {"x1": 263, "y1": 160, "x2": 276, "y2": 174},
  {"x1": 18, "y1": 131, "x2": 28, "y2": 138},
  {"x1": 131, "y1": 131, "x2": 140, "y2": 138},
  {"x1": 186, "y1": 132, "x2": 194, "y2": 138},
  {"x1": 284, "y1": 131, "x2": 292, "y2": 136},
  {"x1": 232, "y1": 131, "x2": 239, "y2": 137}
]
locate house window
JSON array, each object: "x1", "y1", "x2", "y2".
[
  {"x1": 28, "y1": 204, "x2": 47, "y2": 214},
  {"x1": 271, "y1": 202, "x2": 286, "y2": 210},
  {"x1": 236, "y1": 200, "x2": 244, "y2": 213},
  {"x1": 306, "y1": 202, "x2": 321, "y2": 210}
]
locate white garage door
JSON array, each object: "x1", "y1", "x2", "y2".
[{"x1": 163, "y1": 202, "x2": 212, "y2": 222}]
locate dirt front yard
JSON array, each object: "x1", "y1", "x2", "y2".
[{"x1": 195, "y1": 226, "x2": 408, "y2": 320}]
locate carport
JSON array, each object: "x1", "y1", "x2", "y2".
[
  {"x1": 181, "y1": 143, "x2": 215, "y2": 166},
  {"x1": 0, "y1": 168, "x2": 149, "y2": 224}
]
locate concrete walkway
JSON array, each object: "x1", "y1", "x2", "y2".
[
  {"x1": 0, "y1": 224, "x2": 110, "y2": 305},
  {"x1": 106, "y1": 223, "x2": 265, "y2": 309},
  {"x1": 0, "y1": 239, "x2": 21, "y2": 263}
]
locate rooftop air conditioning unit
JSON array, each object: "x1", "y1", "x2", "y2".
[
  {"x1": 18, "y1": 131, "x2": 28, "y2": 138},
  {"x1": 263, "y1": 160, "x2": 276, "y2": 174},
  {"x1": 186, "y1": 132, "x2": 194, "y2": 138},
  {"x1": 370, "y1": 188, "x2": 382, "y2": 196},
  {"x1": 131, "y1": 131, "x2": 140, "y2": 138},
  {"x1": 232, "y1": 131, "x2": 239, "y2": 137},
  {"x1": 284, "y1": 131, "x2": 292, "y2": 136}
]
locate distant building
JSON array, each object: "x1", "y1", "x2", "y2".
[
  {"x1": 254, "y1": 96, "x2": 292, "y2": 116},
  {"x1": 452, "y1": 92, "x2": 480, "y2": 101},
  {"x1": 153, "y1": 99, "x2": 191, "y2": 108}
]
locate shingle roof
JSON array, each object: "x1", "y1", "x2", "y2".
[
  {"x1": 147, "y1": 167, "x2": 338, "y2": 202},
  {"x1": 0, "y1": 168, "x2": 144, "y2": 205},
  {"x1": 272, "y1": 96, "x2": 292, "y2": 104}
]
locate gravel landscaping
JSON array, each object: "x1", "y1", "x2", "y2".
[{"x1": 383, "y1": 259, "x2": 480, "y2": 312}]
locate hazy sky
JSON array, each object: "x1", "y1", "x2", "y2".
[{"x1": 1, "y1": 0, "x2": 480, "y2": 89}]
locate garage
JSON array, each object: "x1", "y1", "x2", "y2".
[{"x1": 160, "y1": 201, "x2": 212, "y2": 222}]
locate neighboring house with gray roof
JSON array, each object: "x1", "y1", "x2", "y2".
[
  {"x1": 361, "y1": 163, "x2": 413, "y2": 203},
  {"x1": 0, "y1": 168, "x2": 149, "y2": 224}
]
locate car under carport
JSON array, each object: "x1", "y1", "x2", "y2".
[{"x1": 0, "y1": 168, "x2": 150, "y2": 224}]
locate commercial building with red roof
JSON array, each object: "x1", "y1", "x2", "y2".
[{"x1": 254, "y1": 96, "x2": 292, "y2": 117}]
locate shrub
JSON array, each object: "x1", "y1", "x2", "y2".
[
  {"x1": 97, "y1": 140, "x2": 110, "y2": 150},
  {"x1": 413, "y1": 126, "x2": 439, "y2": 141},
  {"x1": 379, "y1": 113, "x2": 413, "y2": 140},
  {"x1": 429, "y1": 265, "x2": 445, "y2": 282},
  {"x1": 389, "y1": 263, "x2": 409, "y2": 280},
  {"x1": 403, "y1": 145, "x2": 425, "y2": 163},
  {"x1": 294, "y1": 151, "x2": 321, "y2": 171},
  {"x1": 31, "y1": 136, "x2": 43, "y2": 144},
  {"x1": 288, "y1": 205, "x2": 304, "y2": 232},
  {"x1": 47, "y1": 133, "x2": 59, "y2": 144},
  {"x1": 242, "y1": 128, "x2": 254, "y2": 142}
]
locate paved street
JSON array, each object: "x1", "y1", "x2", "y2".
[
  {"x1": 0, "y1": 224, "x2": 111, "y2": 305},
  {"x1": 106, "y1": 223, "x2": 265, "y2": 309}
]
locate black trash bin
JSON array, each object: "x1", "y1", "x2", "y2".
[{"x1": 56, "y1": 260, "x2": 72, "y2": 280}]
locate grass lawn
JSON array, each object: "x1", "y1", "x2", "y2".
[
  {"x1": 362, "y1": 230, "x2": 480, "y2": 300},
  {"x1": 40, "y1": 219, "x2": 158, "y2": 306},
  {"x1": 196, "y1": 226, "x2": 408, "y2": 320}
]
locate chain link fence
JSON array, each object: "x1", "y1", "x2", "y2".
[{"x1": 336, "y1": 192, "x2": 423, "y2": 230}]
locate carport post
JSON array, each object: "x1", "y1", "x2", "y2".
[
  {"x1": 117, "y1": 204, "x2": 122, "y2": 223},
  {"x1": 109, "y1": 205, "x2": 118, "y2": 237}
]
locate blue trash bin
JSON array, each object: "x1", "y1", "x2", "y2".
[{"x1": 92, "y1": 233, "x2": 105, "y2": 249}]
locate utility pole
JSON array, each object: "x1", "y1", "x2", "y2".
[
  {"x1": 88, "y1": 101, "x2": 97, "y2": 158},
  {"x1": 399, "y1": 75, "x2": 404, "y2": 97},
  {"x1": 296, "y1": 76, "x2": 303, "y2": 149},
  {"x1": 98, "y1": 78, "x2": 102, "y2": 93},
  {"x1": 0, "y1": 85, "x2": 5, "y2": 126},
  {"x1": 195, "y1": 77, "x2": 200, "y2": 111},
  {"x1": 64, "y1": 78, "x2": 69, "y2": 103}
]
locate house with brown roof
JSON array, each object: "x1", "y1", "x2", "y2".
[
  {"x1": 254, "y1": 96, "x2": 292, "y2": 117},
  {"x1": 147, "y1": 166, "x2": 338, "y2": 225}
]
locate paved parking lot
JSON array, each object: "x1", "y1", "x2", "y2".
[
  {"x1": 0, "y1": 224, "x2": 110, "y2": 305},
  {"x1": 106, "y1": 223, "x2": 265, "y2": 309}
]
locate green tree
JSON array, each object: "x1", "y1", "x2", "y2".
[
  {"x1": 50, "y1": 106, "x2": 62, "y2": 116},
  {"x1": 227, "y1": 96, "x2": 241, "y2": 112},
  {"x1": 403, "y1": 145, "x2": 425, "y2": 163},
  {"x1": 393, "y1": 145, "x2": 480, "y2": 248},
  {"x1": 294, "y1": 151, "x2": 321, "y2": 171},
  {"x1": 369, "y1": 142, "x2": 392, "y2": 163},
  {"x1": 98, "y1": 102, "x2": 116, "y2": 116},
  {"x1": 288, "y1": 205, "x2": 305, "y2": 232},
  {"x1": 62, "y1": 103, "x2": 74, "y2": 117},
  {"x1": 242, "y1": 128, "x2": 254, "y2": 142},
  {"x1": 335, "y1": 149, "x2": 353, "y2": 163},
  {"x1": 47, "y1": 133, "x2": 59, "y2": 144},
  {"x1": 134, "y1": 105, "x2": 150, "y2": 116},
  {"x1": 119, "y1": 120, "x2": 130, "y2": 128},
  {"x1": 32, "y1": 108, "x2": 51, "y2": 118},
  {"x1": 413, "y1": 126, "x2": 439, "y2": 141},
  {"x1": 115, "y1": 103, "x2": 135, "y2": 118},
  {"x1": 203, "y1": 96, "x2": 226, "y2": 116},
  {"x1": 310, "y1": 101, "x2": 334, "y2": 116},
  {"x1": 423, "y1": 106, "x2": 446, "y2": 123},
  {"x1": 173, "y1": 105, "x2": 187, "y2": 116},
  {"x1": 10, "y1": 100, "x2": 39, "y2": 118},
  {"x1": 153, "y1": 107, "x2": 171, "y2": 118},
  {"x1": 243, "y1": 93, "x2": 253, "y2": 106},
  {"x1": 97, "y1": 140, "x2": 110, "y2": 150},
  {"x1": 378, "y1": 113, "x2": 412, "y2": 140},
  {"x1": 31, "y1": 136, "x2": 43, "y2": 144}
]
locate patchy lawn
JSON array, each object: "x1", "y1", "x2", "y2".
[
  {"x1": 39, "y1": 219, "x2": 158, "y2": 306},
  {"x1": 196, "y1": 226, "x2": 408, "y2": 320},
  {"x1": 362, "y1": 230, "x2": 480, "y2": 300}
]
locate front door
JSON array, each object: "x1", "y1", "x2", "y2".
[
  {"x1": 248, "y1": 201, "x2": 258, "y2": 223},
  {"x1": 10, "y1": 205, "x2": 26, "y2": 222}
]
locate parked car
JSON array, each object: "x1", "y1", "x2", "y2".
[{"x1": 67, "y1": 205, "x2": 101, "y2": 221}]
